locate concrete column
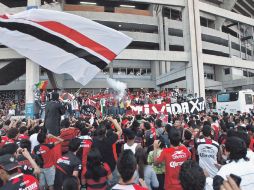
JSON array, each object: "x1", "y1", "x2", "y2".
[
  {"x1": 157, "y1": 6, "x2": 166, "y2": 75},
  {"x1": 228, "y1": 34, "x2": 232, "y2": 57},
  {"x1": 164, "y1": 17, "x2": 171, "y2": 73},
  {"x1": 183, "y1": 0, "x2": 205, "y2": 97},
  {"x1": 215, "y1": 0, "x2": 237, "y2": 31},
  {"x1": 25, "y1": 0, "x2": 40, "y2": 118},
  {"x1": 109, "y1": 62, "x2": 113, "y2": 78},
  {"x1": 151, "y1": 60, "x2": 160, "y2": 81},
  {"x1": 193, "y1": 0, "x2": 205, "y2": 98},
  {"x1": 25, "y1": 60, "x2": 40, "y2": 118}
]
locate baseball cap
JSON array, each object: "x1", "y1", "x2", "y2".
[{"x1": 0, "y1": 154, "x2": 19, "y2": 171}]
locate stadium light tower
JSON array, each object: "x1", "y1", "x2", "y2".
[{"x1": 25, "y1": 0, "x2": 40, "y2": 119}]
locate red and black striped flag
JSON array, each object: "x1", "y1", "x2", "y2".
[{"x1": 0, "y1": 9, "x2": 132, "y2": 85}]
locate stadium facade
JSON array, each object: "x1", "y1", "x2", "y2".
[{"x1": 0, "y1": 0, "x2": 254, "y2": 97}]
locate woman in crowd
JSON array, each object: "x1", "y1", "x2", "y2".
[
  {"x1": 83, "y1": 148, "x2": 112, "y2": 190},
  {"x1": 135, "y1": 147, "x2": 159, "y2": 190}
]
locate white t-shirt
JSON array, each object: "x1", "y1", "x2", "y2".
[
  {"x1": 124, "y1": 143, "x2": 138, "y2": 154},
  {"x1": 30, "y1": 133, "x2": 39, "y2": 152},
  {"x1": 205, "y1": 177, "x2": 213, "y2": 190},
  {"x1": 217, "y1": 158, "x2": 254, "y2": 190},
  {"x1": 247, "y1": 150, "x2": 254, "y2": 164},
  {"x1": 196, "y1": 138, "x2": 219, "y2": 178}
]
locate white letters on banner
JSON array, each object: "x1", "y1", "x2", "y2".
[{"x1": 129, "y1": 97, "x2": 205, "y2": 115}]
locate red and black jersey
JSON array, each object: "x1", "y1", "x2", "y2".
[
  {"x1": 85, "y1": 163, "x2": 111, "y2": 190},
  {"x1": 46, "y1": 137, "x2": 62, "y2": 164},
  {"x1": 54, "y1": 152, "x2": 81, "y2": 189},
  {"x1": 33, "y1": 143, "x2": 55, "y2": 168},
  {"x1": 0, "y1": 173, "x2": 39, "y2": 190},
  {"x1": 77, "y1": 135, "x2": 92, "y2": 175},
  {"x1": 56, "y1": 151, "x2": 82, "y2": 175}
]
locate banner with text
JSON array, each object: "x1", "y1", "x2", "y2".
[{"x1": 129, "y1": 97, "x2": 205, "y2": 115}]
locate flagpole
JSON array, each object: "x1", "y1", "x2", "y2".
[
  {"x1": 25, "y1": 0, "x2": 40, "y2": 119},
  {"x1": 75, "y1": 88, "x2": 82, "y2": 95}
]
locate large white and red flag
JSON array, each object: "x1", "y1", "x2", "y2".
[{"x1": 0, "y1": 9, "x2": 132, "y2": 85}]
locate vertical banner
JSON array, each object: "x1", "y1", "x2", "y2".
[{"x1": 25, "y1": 103, "x2": 34, "y2": 119}]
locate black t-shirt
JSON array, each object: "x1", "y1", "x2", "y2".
[
  {"x1": 93, "y1": 132, "x2": 118, "y2": 171},
  {"x1": 144, "y1": 130, "x2": 154, "y2": 148},
  {"x1": 0, "y1": 173, "x2": 39, "y2": 190},
  {"x1": 56, "y1": 151, "x2": 82, "y2": 175}
]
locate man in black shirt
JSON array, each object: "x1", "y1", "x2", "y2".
[
  {"x1": 144, "y1": 122, "x2": 155, "y2": 153},
  {"x1": 45, "y1": 92, "x2": 65, "y2": 136},
  {"x1": 54, "y1": 138, "x2": 82, "y2": 190}
]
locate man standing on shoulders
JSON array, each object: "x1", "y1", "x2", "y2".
[
  {"x1": 153, "y1": 128, "x2": 191, "y2": 190},
  {"x1": 45, "y1": 92, "x2": 65, "y2": 136}
]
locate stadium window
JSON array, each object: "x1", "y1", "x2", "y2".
[
  {"x1": 204, "y1": 73, "x2": 214, "y2": 79},
  {"x1": 141, "y1": 69, "x2": 146, "y2": 75},
  {"x1": 113, "y1": 68, "x2": 119, "y2": 74},
  {"x1": 200, "y1": 17, "x2": 208, "y2": 27},
  {"x1": 224, "y1": 68, "x2": 230, "y2": 75},
  {"x1": 171, "y1": 9, "x2": 182, "y2": 21},
  {"x1": 162, "y1": 7, "x2": 182, "y2": 21},
  {"x1": 102, "y1": 68, "x2": 109, "y2": 74},
  {"x1": 134, "y1": 68, "x2": 140, "y2": 76},
  {"x1": 119, "y1": 68, "x2": 127, "y2": 75},
  {"x1": 208, "y1": 20, "x2": 215, "y2": 29},
  {"x1": 147, "y1": 68, "x2": 151, "y2": 75},
  {"x1": 243, "y1": 70, "x2": 248, "y2": 77},
  {"x1": 249, "y1": 72, "x2": 254, "y2": 77},
  {"x1": 127, "y1": 68, "x2": 134, "y2": 75},
  {"x1": 207, "y1": 74, "x2": 214, "y2": 79},
  {"x1": 200, "y1": 17, "x2": 215, "y2": 28}
]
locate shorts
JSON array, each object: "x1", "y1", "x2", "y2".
[{"x1": 39, "y1": 166, "x2": 56, "y2": 187}]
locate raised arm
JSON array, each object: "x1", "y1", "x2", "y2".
[{"x1": 108, "y1": 117, "x2": 122, "y2": 137}]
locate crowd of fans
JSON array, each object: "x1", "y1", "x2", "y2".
[
  {"x1": 33, "y1": 88, "x2": 201, "y2": 120},
  {"x1": 0, "y1": 90, "x2": 253, "y2": 190},
  {"x1": 0, "y1": 91, "x2": 25, "y2": 116}
]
